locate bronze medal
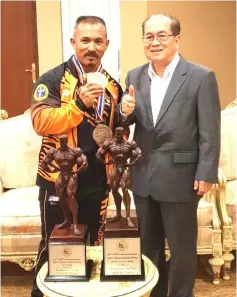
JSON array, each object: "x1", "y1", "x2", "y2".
[{"x1": 93, "y1": 124, "x2": 112, "y2": 147}]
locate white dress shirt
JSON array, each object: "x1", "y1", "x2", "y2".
[{"x1": 148, "y1": 52, "x2": 180, "y2": 125}]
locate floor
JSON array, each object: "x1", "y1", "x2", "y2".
[{"x1": 1, "y1": 255, "x2": 236, "y2": 297}]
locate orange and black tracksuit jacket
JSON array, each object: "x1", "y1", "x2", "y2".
[
  {"x1": 30, "y1": 57, "x2": 123, "y2": 248},
  {"x1": 31, "y1": 57, "x2": 123, "y2": 193}
]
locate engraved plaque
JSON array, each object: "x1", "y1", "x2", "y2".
[
  {"x1": 104, "y1": 237, "x2": 141, "y2": 275},
  {"x1": 101, "y1": 218, "x2": 145, "y2": 281},
  {"x1": 45, "y1": 224, "x2": 93, "y2": 282},
  {"x1": 49, "y1": 243, "x2": 86, "y2": 276}
]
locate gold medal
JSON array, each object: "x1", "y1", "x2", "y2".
[{"x1": 93, "y1": 124, "x2": 112, "y2": 147}]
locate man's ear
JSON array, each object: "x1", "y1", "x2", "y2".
[
  {"x1": 70, "y1": 37, "x2": 76, "y2": 50},
  {"x1": 106, "y1": 39, "x2": 110, "y2": 49},
  {"x1": 175, "y1": 35, "x2": 180, "y2": 50}
]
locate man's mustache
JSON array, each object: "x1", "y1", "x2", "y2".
[{"x1": 85, "y1": 51, "x2": 98, "y2": 58}]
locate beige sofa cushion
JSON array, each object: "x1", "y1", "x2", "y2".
[
  {"x1": 197, "y1": 228, "x2": 212, "y2": 247},
  {"x1": 0, "y1": 186, "x2": 41, "y2": 235},
  {"x1": 220, "y1": 106, "x2": 237, "y2": 180},
  {"x1": 1, "y1": 234, "x2": 41, "y2": 255},
  {"x1": 225, "y1": 180, "x2": 237, "y2": 241},
  {"x1": 226, "y1": 179, "x2": 237, "y2": 205},
  {"x1": 0, "y1": 113, "x2": 41, "y2": 188},
  {"x1": 197, "y1": 199, "x2": 212, "y2": 227},
  {"x1": 0, "y1": 186, "x2": 41, "y2": 255},
  {"x1": 197, "y1": 200, "x2": 213, "y2": 248}
]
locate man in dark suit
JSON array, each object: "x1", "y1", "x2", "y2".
[{"x1": 117, "y1": 13, "x2": 220, "y2": 297}]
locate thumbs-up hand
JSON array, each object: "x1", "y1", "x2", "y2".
[{"x1": 121, "y1": 85, "x2": 135, "y2": 117}]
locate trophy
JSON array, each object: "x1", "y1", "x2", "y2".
[
  {"x1": 96, "y1": 127, "x2": 145, "y2": 281},
  {"x1": 42, "y1": 135, "x2": 93, "y2": 282}
]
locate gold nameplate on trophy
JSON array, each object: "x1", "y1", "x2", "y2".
[
  {"x1": 45, "y1": 224, "x2": 93, "y2": 282},
  {"x1": 101, "y1": 218, "x2": 145, "y2": 281}
]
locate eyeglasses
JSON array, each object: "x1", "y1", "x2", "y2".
[{"x1": 142, "y1": 33, "x2": 174, "y2": 44}]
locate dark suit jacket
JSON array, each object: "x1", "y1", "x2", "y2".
[{"x1": 117, "y1": 56, "x2": 220, "y2": 202}]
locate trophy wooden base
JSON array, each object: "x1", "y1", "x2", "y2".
[
  {"x1": 45, "y1": 224, "x2": 92, "y2": 282},
  {"x1": 101, "y1": 217, "x2": 145, "y2": 281}
]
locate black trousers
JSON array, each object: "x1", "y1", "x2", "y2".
[
  {"x1": 134, "y1": 194, "x2": 200, "y2": 297},
  {"x1": 31, "y1": 187, "x2": 109, "y2": 297}
]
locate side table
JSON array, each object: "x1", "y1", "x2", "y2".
[{"x1": 36, "y1": 246, "x2": 159, "y2": 297}]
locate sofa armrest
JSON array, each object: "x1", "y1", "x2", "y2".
[
  {"x1": 202, "y1": 174, "x2": 222, "y2": 230},
  {"x1": 0, "y1": 178, "x2": 3, "y2": 194},
  {"x1": 0, "y1": 109, "x2": 8, "y2": 120},
  {"x1": 216, "y1": 168, "x2": 232, "y2": 226},
  {"x1": 208, "y1": 185, "x2": 222, "y2": 230},
  {"x1": 216, "y1": 170, "x2": 235, "y2": 279},
  {"x1": 0, "y1": 109, "x2": 7, "y2": 195}
]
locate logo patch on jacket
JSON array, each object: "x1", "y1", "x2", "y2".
[{"x1": 34, "y1": 84, "x2": 49, "y2": 101}]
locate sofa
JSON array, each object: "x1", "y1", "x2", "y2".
[
  {"x1": 0, "y1": 111, "x2": 42, "y2": 271},
  {"x1": 216, "y1": 100, "x2": 236, "y2": 280},
  {"x1": 196, "y1": 186, "x2": 223, "y2": 284},
  {"x1": 0, "y1": 110, "x2": 223, "y2": 284}
]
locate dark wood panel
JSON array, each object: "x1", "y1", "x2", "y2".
[{"x1": 1, "y1": 1, "x2": 39, "y2": 117}]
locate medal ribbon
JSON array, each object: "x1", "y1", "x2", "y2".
[{"x1": 72, "y1": 55, "x2": 105, "y2": 122}]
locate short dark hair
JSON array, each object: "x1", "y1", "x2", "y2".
[
  {"x1": 74, "y1": 15, "x2": 107, "y2": 35},
  {"x1": 142, "y1": 13, "x2": 181, "y2": 36}
]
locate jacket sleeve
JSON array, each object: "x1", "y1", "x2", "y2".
[
  {"x1": 113, "y1": 81, "x2": 123, "y2": 126},
  {"x1": 31, "y1": 71, "x2": 84, "y2": 136},
  {"x1": 195, "y1": 71, "x2": 221, "y2": 183},
  {"x1": 116, "y1": 71, "x2": 135, "y2": 127}
]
